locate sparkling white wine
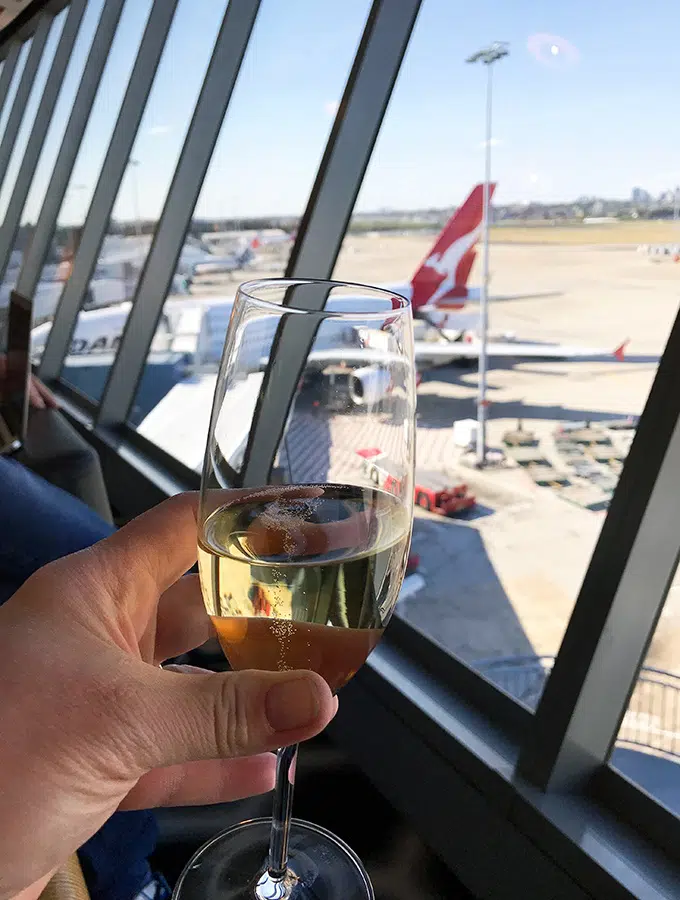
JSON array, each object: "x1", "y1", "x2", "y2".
[{"x1": 198, "y1": 484, "x2": 411, "y2": 691}]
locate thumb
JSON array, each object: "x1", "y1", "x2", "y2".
[{"x1": 134, "y1": 666, "x2": 337, "y2": 769}]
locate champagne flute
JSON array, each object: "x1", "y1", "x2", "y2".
[{"x1": 174, "y1": 279, "x2": 415, "y2": 900}]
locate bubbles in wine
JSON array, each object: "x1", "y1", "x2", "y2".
[{"x1": 197, "y1": 484, "x2": 411, "y2": 689}]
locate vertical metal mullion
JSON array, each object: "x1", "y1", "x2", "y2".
[
  {"x1": 0, "y1": 17, "x2": 52, "y2": 190},
  {"x1": 518, "y1": 302, "x2": 680, "y2": 790},
  {"x1": 39, "y1": 0, "x2": 180, "y2": 382},
  {"x1": 285, "y1": 0, "x2": 423, "y2": 280},
  {"x1": 97, "y1": 0, "x2": 261, "y2": 427},
  {"x1": 0, "y1": 0, "x2": 87, "y2": 286},
  {"x1": 18, "y1": 0, "x2": 126, "y2": 312},
  {"x1": 238, "y1": 0, "x2": 422, "y2": 487},
  {"x1": 0, "y1": 43, "x2": 21, "y2": 121}
]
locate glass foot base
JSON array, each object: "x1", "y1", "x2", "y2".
[{"x1": 173, "y1": 817, "x2": 374, "y2": 900}]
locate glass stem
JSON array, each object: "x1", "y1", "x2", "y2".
[{"x1": 268, "y1": 743, "x2": 298, "y2": 878}]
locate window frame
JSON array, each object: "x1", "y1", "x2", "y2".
[
  {"x1": 38, "y1": 0, "x2": 180, "y2": 381},
  {"x1": 0, "y1": 43, "x2": 22, "y2": 117},
  {"x1": 97, "y1": 0, "x2": 261, "y2": 426},
  {"x1": 0, "y1": 0, "x2": 87, "y2": 286},
  {"x1": 4, "y1": 0, "x2": 680, "y2": 894},
  {"x1": 0, "y1": 14, "x2": 52, "y2": 195},
  {"x1": 14, "y1": 0, "x2": 127, "y2": 309},
  {"x1": 518, "y1": 306, "x2": 680, "y2": 792}
]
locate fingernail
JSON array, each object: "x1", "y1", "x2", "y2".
[{"x1": 265, "y1": 677, "x2": 321, "y2": 731}]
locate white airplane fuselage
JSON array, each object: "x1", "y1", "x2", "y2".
[{"x1": 382, "y1": 281, "x2": 482, "y2": 336}]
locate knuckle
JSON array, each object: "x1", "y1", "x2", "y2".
[{"x1": 213, "y1": 674, "x2": 260, "y2": 758}]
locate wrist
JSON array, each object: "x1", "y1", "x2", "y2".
[{"x1": 3, "y1": 869, "x2": 56, "y2": 900}]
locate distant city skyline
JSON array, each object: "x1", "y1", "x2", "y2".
[{"x1": 7, "y1": 0, "x2": 679, "y2": 226}]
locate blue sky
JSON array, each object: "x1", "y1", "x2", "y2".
[{"x1": 13, "y1": 0, "x2": 680, "y2": 224}]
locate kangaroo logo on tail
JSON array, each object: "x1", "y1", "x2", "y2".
[{"x1": 410, "y1": 183, "x2": 495, "y2": 311}]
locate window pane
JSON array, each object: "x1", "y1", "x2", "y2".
[
  {"x1": 0, "y1": 40, "x2": 31, "y2": 144},
  {"x1": 26, "y1": 0, "x2": 153, "y2": 347},
  {"x1": 329, "y1": 0, "x2": 676, "y2": 707},
  {"x1": 1, "y1": 1, "x2": 106, "y2": 339},
  {"x1": 59, "y1": 0, "x2": 228, "y2": 403},
  {"x1": 0, "y1": 9, "x2": 67, "y2": 222},
  {"x1": 128, "y1": 0, "x2": 371, "y2": 464},
  {"x1": 0, "y1": 39, "x2": 32, "y2": 350},
  {"x1": 611, "y1": 565, "x2": 680, "y2": 817},
  {"x1": 0, "y1": 4, "x2": 83, "y2": 327},
  {"x1": 21, "y1": 0, "x2": 106, "y2": 242}
]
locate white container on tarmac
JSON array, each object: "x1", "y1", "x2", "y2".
[{"x1": 452, "y1": 418, "x2": 478, "y2": 448}]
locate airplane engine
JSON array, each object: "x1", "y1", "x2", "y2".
[{"x1": 349, "y1": 366, "x2": 392, "y2": 406}]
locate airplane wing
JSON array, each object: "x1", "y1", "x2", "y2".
[
  {"x1": 420, "y1": 290, "x2": 562, "y2": 311},
  {"x1": 488, "y1": 290, "x2": 563, "y2": 302},
  {"x1": 303, "y1": 338, "x2": 627, "y2": 368},
  {"x1": 415, "y1": 338, "x2": 626, "y2": 363}
]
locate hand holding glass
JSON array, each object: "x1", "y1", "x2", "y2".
[{"x1": 175, "y1": 279, "x2": 415, "y2": 899}]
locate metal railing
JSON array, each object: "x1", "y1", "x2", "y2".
[
  {"x1": 476, "y1": 656, "x2": 680, "y2": 760},
  {"x1": 618, "y1": 667, "x2": 680, "y2": 760}
]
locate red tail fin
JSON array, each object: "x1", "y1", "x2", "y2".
[
  {"x1": 455, "y1": 247, "x2": 477, "y2": 290},
  {"x1": 614, "y1": 339, "x2": 629, "y2": 362},
  {"x1": 410, "y1": 183, "x2": 495, "y2": 311}
]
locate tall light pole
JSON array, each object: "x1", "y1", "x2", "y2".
[
  {"x1": 66, "y1": 183, "x2": 87, "y2": 224},
  {"x1": 128, "y1": 158, "x2": 142, "y2": 236},
  {"x1": 466, "y1": 41, "x2": 509, "y2": 467}
]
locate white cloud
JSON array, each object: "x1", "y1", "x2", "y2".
[
  {"x1": 323, "y1": 100, "x2": 340, "y2": 117},
  {"x1": 479, "y1": 137, "x2": 503, "y2": 149},
  {"x1": 148, "y1": 125, "x2": 171, "y2": 136}
]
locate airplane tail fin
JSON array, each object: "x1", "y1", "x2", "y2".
[
  {"x1": 614, "y1": 339, "x2": 629, "y2": 362},
  {"x1": 410, "y1": 183, "x2": 495, "y2": 312}
]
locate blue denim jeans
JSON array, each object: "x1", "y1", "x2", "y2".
[{"x1": 0, "y1": 457, "x2": 158, "y2": 900}]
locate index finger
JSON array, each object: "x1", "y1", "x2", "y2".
[
  {"x1": 96, "y1": 492, "x2": 200, "y2": 605},
  {"x1": 28, "y1": 380, "x2": 45, "y2": 409},
  {"x1": 35, "y1": 378, "x2": 59, "y2": 409}
]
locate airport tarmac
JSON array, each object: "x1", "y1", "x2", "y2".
[
  {"x1": 339, "y1": 237, "x2": 680, "y2": 682},
  {"x1": 200, "y1": 235, "x2": 680, "y2": 689}
]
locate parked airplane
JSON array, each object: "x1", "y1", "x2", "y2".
[
  {"x1": 638, "y1": 243, "x2": 680, "y2": 262},
  {"x1": 30, "y1": 182, "x2": 629, "y2": 448},
  {"x1": 1, "y1": 232, "x2": 257, "y2": 324},
  {"x1": 378, "y1": 182, "x2": 570, "y2": 336},
  {"x1": 203, "y1": 228, "x2": 292, "y2": 250},
  {"x1": 31, "y1": 182, "x2": 625, "y2": 362},
  {"x1": 96, "y1": 233, "x2": 258, "y2": 280}
]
